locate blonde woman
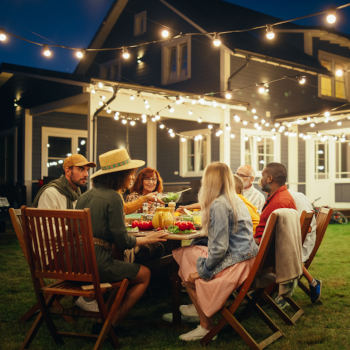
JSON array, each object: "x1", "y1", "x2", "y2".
[{"x1": 172, "y1": 162, "x2": 258, "y2": 341}]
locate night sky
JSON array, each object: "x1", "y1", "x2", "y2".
[{"x1": 0, "y1": 0, "x2": 349, "y2": 73}]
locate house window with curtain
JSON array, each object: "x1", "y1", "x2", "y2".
[
  {"x1": 241, "y1": 129, "x2": 280, "y2": 174},
  {"x1": 42, "y1": 127, "x2": 87, "y2": 179},
  {"x1": 319, "y1": 51, "x2": 349, "y2": 100},
  {"x1": 315, "y1": 141, "x2": 329, "y2": 179},
  {"x1": 162, "y1": 37, "x2": 191, "y2": 85},
  {"x1": 134, "y1": 11, "x2": 147, "y2": 36},
  {"x1": 179, "y1": 129, "x2": 211, "y2": 177}
]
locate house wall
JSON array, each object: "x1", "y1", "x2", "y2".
[
  {"x1": 313, "y1": 38, "x2": 350, "y2": 58},
  {"x1": 86, "y1": 0, "x2": 221, "y2": 94},
  {"x1": 96, "y1": 116, "x2": 147, "y2": 164},
  {"x1": 228, "y1": 55, "x2": 332, "y2": 119},
  {"x1": 32, "y1": 112, "x2": 87, "y2": 180},
  {"x1": 157, "y1": 119, "x2": 219, "y2": 182}
]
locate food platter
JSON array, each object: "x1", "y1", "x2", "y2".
[{"x1": 131, "y1": 230, "x2": 205, "y2": 240}]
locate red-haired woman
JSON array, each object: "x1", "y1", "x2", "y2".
[{"x1": 126, "y1": 167, "x2": 164, "y2": 214}]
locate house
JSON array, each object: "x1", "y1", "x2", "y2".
[{"x1": 1, "y1": 0, "x2": 349, "y2": 209}]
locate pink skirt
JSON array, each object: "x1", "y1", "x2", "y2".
[{"x1": 173, "y1": 245, "x2": 255, "y2": 317}]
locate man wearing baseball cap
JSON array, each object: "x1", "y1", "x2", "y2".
[{"x1": 32, "y1": 154, "x2": 96, "y2": 209}]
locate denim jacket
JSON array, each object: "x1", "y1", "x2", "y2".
[{"x1": 197, "y1": 195, "x2": 258, "y2": 280}]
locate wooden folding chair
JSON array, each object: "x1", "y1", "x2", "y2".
[
  {"x1": 21, "y1": 206, "x2": 129, "y2": 349},
  {"x1": 300, "y1": 210, "x2": 315, "y2": 245},
  {"x1": 298, "y1": 207, "x2": 333, "y2": 296},
  {"x1": 261, "y1": 210, "x2": 313, "y2": 326},
  {"x1": 201, "y1": 212, "x2": 284, "y2": 349}
]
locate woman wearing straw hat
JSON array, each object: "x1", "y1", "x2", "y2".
[{"x1": 76, "y1": 148, "x2": 168, "y2": 324}]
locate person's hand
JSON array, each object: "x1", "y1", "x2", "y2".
[
  {"x1": 143, "y1": 230, "x2": 168, "y2": 244},
  {"x1": 188, "y1": 272, "x2": 200, "y2": 283},
  {"x1": 176, "y1": 206, "x2": 186, "y2": 213},
  {"x1": 144, "y1": 192, "x2": 164, "y2": 204}
]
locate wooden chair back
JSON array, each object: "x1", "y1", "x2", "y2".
[
  {"x1": 304, "y1": 207, "x2": 333, "y2": 269},
  {"x1": 20, "y1": 206, "x2": 128, "y2": 349},
  {"x1": 9, "y1": 208, "x2": 28, "y2": 261},
  {"x1": 202, "y1": 212, "x2": 283, "y2": 349},
  {"x1": 300, "y1": 211, "x2": 314, "y2": 245}
]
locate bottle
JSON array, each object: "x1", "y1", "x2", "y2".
[{"x1": 168, "y1": 201, "x2": 176, "y2": 214}]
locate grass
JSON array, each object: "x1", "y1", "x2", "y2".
[{"x1": 0, "y1": 220, "x2": 350, "y2": 349}]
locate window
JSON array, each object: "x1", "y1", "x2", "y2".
[
  {"x1": 134, "y1": 11, "x2": 147, "y2": 36},
  {"x1": 241, "y1": 129, "x2": 280, "y2": 174},
  {"x1": 162, "y1": 37, "x2": 191, "y2": 85},
  {"x1": 319, "y1": 51, "x2": 349, "y2": 100},
  {"x1": 42, "y1": 127, "x2": 87, "y2": 178},
  {"x1": 180, "y1": 129, "x2": 211, "y2": 177},
  {"x1": 315, "y1": 141, "x2": 329, "y2": 179},
  {"x1": 336, "y1": 137, "x2": 350, "y2": 178}
]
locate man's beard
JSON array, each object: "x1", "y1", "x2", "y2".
[
  {"x1": 70, "y1": 175, "x2": 87, "y2": 188},
  {"x1": 259, "y1": 178, "x2": 271, "y2": 193}
]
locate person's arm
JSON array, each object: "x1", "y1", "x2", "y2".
[
  {"x1": 176, "y1": 202, "x2": 201, "y2": 213},
  {"x1": 196, "y1": 201, "x2": 229, "y2": 280},
  {"x1": 124, "y1": 192, "x2": 164, "y2": 214}
]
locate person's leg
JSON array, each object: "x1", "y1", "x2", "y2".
[
  {"x1": 303, "y1": 265, "x2": 322, "y2": 303},
  {"x1": 185, "y1": 282, "x2": 212, "y2": 330},
  {"x1": 113, "y1": 265, "x2": 150, "y2": 325}
]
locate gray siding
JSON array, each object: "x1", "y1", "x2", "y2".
[
  {"x1": 32, "y1": 112, "x2": 87, "y2": 179},
  {"x1": 157, "y1": 119, "x2": 219, "y2": 182},
  {"x1": 335, "y1": 183, "x2": 350, "y2": 203},
  {"x1": 281, "y1": 135, "x2": 288, "y2": 168},
  {"x1": 96, "y1": 116, "x2": 147, "y2": 163},
  {"x1": 298, "y1": 184, "x2": 306, "y2": 194}
]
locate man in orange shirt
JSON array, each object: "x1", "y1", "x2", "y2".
[{"x1": 255, "y1": 163, "x2": 321, "y2": 304}]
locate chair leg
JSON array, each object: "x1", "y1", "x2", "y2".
[
  {"x1": 94, "y1": 279, "x2": 129, "y2": 350},
  {"x1": 21, "y1": 312, "x2": 43, "y2": 349},
  {"x1": 19, "y1": 302, "x2": 40, "y2": 323}
]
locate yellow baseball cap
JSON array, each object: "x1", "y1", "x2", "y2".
[{"x1": 63, "y1": 154, "x2": 96, "y2": 169}]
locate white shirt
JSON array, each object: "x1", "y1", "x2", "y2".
[
  {"x1": 242, "y1": 185, "x2": 266, "y2": 213},
  {"x1": 37, "y1": 187, "x2": 77, "y2": 209},
  {"x1": 289, "y1": 190, "x2": 316, "y2": 262}
]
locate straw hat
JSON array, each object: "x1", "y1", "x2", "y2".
[{"x1": 91, "y1": 148, "x2": 145, "y2": 179}]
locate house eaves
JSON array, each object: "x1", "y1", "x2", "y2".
[{"x1": 74, "y1": 0, "x2": 129, "y2": 76}]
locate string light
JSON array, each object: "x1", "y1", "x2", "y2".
[
  {"x1": 114, "y1": 112, "x2": 119, "y2": 120},
  {"x1": 326, "y1": 10, "x2": 337, "y2": 24},
  {"x1": 212, "y1": 33, "x2": 222, "y2": 47},
  {"x1": 225, "y1": 92, "x2": 232, "y2": 99},
  {"x1": 230, "y1": 133, "x2": 235, "y2": 139},
  {"x1": 121, "y1": 119, "x2": 127, "y2": 125},
  {"x1": 122, "y1": 47, "x2": 130, "y2": 60},
  {"x1": 335, "y1": 68, "x2": 344, "y2": 77},
  {"x1": 0, "y1": 28, "x2": 8, "y2": 42},
  {"x1": 161, "y1": 29, "x2": 170, "y2": 38},
  {"x1": 74, "y1": 49, "x2": 85, "y2": 60},
  {"x1": 298, "y1": 76, "x2": 307, "y2": 85},
  {"x1": 130, "y1": 120, "x2": 136, "y2": 126},
  {"x1": 265, "y1": 25, "x2": 275, "y2": 40},
  {"x1": 42, "y1": 45, "x2": 53, "y2": 58},
  {"x1": 208, "y1": 124, "x2": 213, "y2": 129}
]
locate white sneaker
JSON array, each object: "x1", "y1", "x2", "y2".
[
  {"x1": 179, "y1": 304, "x2": 199, "y2": 317},
  {"x1": 75, "y1": 296, "x2": 99, "y2": 312},
  {"x1": 162, "y1": 312, "x2": 199, "y2": 323},
  {"x1": 179, "y1": 324, "x2": 216, "y2": 341}
]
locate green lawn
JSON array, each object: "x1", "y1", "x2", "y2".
[{"x1": 0, "y1": 221, "x2": 349, "y2": 349}]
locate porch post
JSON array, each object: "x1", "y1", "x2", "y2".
[
  {"x1": 87, "y1": 88, "x2": 96, "y2": 182},
  {"x1": 220, "y1": 109, "x2": 231, "y2": 166},
  {"x1": 24, "y1": 109, "x2": 32, "y2": 204},
  {"x1": 147, "y1": 120, "x2": 157, "y2": 168},
  {"x1": 288, "y1": 125, "x2": 298, "y2": 191}
]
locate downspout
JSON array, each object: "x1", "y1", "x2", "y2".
[
  {"x1": 92, "y1": 85, "x2": 118, "y2": 164},
  {"x1": 227, "y1": 56, "x2": 250, "y2": 91}
]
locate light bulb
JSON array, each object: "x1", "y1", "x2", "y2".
[
  {"x1": 159, "y1": 124, "x2": 165, "y2": 129},
  {"x1": 298, "y1": 76, "x2": 306, "y2": 85},
  {"x1": 324, "y1": 111, "x2": 330, "y2": 117},
  {"x1": 265, "y1": 26, "x2": 275, "y2": 40},
  {"x1": 180, "y1": 137, "x2": 186, "y2": 142},
  {"x1": 122, "y1": 48, "x2": 130, "y2": 60},
  {"x1": 233, "y1": 115, "x2": 240, "y2": 122},
  {"x1": 75, "y1": 50, "x2": 84, "y2": 60},
  {"x1": 130, "y1": 120, "x2": 136, "y2": 126},
  {"x1": 97, "y1": 82, "x2": 104, "y2": 89},
  {"x1": 42, "y1": 46, "x2": 53, "y2": 58},
  {"x1": 251, "y1": 108, "x2": 256, "y2": 114},
  {"x1": 122, "y1": 119, "x2": 127, "y2": 125},
  {"x1": 326, "y1": 12, "x2": 336, "y2": 24},
  {"x1": 230, "y1": 133, "x2": 235, "y2": 139},
  {"x1": 161, "y1": 29, "x2": 170, "y2": 38},
  {"x1": 213, "y1": 36, "x2": 222, "y2": 47},
  {"x1": 225, "y1": 92, "x2": 232, "y2": 99},
  {"x1": 0, "y1": 29, "x2": 8, "y2": 42},
  {"x1": 335, "y1": 69, "x2": 344, "y2": 77},
  {"x1": 208, "y1": 124, "x2": 213, "y2": 129}
]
